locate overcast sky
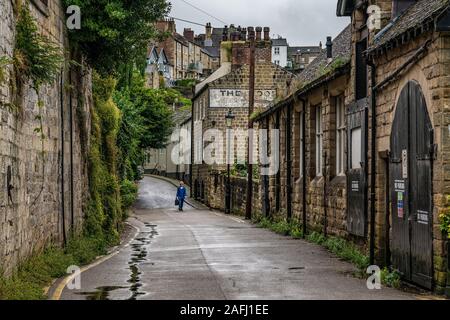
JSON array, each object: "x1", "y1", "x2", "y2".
[{"x1": 170, "y1": 0, "x2": 350, "y2": 46}]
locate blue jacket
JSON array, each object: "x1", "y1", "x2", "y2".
[{"x1": 177, "y1": 186, "x2": 187, "y2": 200}]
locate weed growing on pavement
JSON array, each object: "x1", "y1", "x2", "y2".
[
  {"x1": 307, "y1": 232, "x2": 370, "y2": 272},
  {"x1": 255, "y1": 216, "x2": 370, "y2": 273},
  {"x1": 381, "y1": 268, "x2": 402, "y2": 289},
  {"x1": 0, "y1": 237, "x2": 106, "y2": 300},
  {"x1": 256, "y1": 217, "x2": 304, "y2": 239}
]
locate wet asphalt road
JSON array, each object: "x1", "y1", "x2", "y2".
[{"x1": 59, "y1": 176, "x2": 416, "y2": 300}]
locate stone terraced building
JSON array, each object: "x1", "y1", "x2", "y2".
[{"x1": 254, "y1": 0, "x2": 450, "y2": 293}]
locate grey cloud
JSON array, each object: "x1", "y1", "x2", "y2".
[{"x1": 170, "y1": 0, "x2": 350, "y2": 46}]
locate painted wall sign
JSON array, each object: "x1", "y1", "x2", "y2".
[
  {"x1": 209, "y1": 89, "x2": 276, "y2": 108},
  {"x1": 402, "y1": 149, "x2": 408, "y2": 179}
]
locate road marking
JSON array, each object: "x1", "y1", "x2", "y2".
[
  {"x1": 49, "y1": 223, "x2": 140, "y2": 300},
  {"x1": 212, "y1": 211, "x2": 246, "y2": 223}
]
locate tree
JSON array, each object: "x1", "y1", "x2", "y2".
[{"x1": 64, "y1": 0, "x2": 171, "y2": 75}]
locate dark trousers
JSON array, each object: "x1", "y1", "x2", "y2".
[{"x1": 178, "y1": 198, "x2": 185, "y2": 210}]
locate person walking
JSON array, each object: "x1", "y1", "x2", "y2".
[{"x1": 176, "y1": 181, "x2": 187, "y2": 212}]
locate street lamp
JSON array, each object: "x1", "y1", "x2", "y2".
[{"x1": 225, "y1": 109, "x2": 235, "y2": 214}]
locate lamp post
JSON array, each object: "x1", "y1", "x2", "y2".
[{"x1": 225, "y1": 109, "x2": 235, "y2": 214}]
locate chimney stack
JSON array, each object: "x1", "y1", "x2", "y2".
[
  {"x1": 326, "y1": 36, "x2": 333, "y2": 63},
  {"x1": 205, "y1": 22, "x2": 213, "y2": 46},
  {"x1": 231, "y1": 30, "x2": 240, "y2": 42},
  {"x1": 263, "y1": 27, "x2": 270, "y2": 41},
  {"x1": 183, "y1": 28, "x2": 194, "y2": 42},
  {"x1": 255, "y1": 27, "x2": 262, "y2": 41},
  {"x1": 241, "y1": 27, "x2": 247, "y2": 41},
  {"x1": 223, "y1": 25, "x2": 229, "y2": 41}
]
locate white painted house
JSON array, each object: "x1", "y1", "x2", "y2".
[{"x1": 271, "y1": 37, "x2": 288, "y2": 68}]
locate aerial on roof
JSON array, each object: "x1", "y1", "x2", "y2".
[{"x1": 370, "y1": 0, "x2": 450, "y2": 51}]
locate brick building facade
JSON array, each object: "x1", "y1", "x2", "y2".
[{"x1": 191, "y1": 27, "x2": 296, "y2": 211}]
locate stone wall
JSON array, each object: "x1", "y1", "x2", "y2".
[
  {"x1": 0, "y1": 0, "x2": 91, "y2": 275},
  {"x1": 198, "y1": 173, "x2": 262, "y2": 217}
]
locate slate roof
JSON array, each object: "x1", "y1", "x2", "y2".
[
  {"x1": 253, "y1": 25, "x2": 351, "y2": 122},
  {"x1": 370, "y1": 0, "x2": 450, "y2": 51},
  {"x1": 288, "y1": 46, "x2": 321, "y2": 55},
  {"x1": 272, "y1": 38, "x2": 288, "y2": 46},
  {"x1": 297, "y1": 24, "x2": 351, "y2": 84},
  {"x1": 173, "y1": 33, "x2": 190, "y2": 46},
  {"x1": 173, "y1": 109, "x2": 191, "y2": 126}
]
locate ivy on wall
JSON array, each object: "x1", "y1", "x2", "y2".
[{"x1": 439, "y1": 196, "x2": 450, "y2": 239}]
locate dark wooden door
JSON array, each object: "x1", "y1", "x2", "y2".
[
  {"x1": 346, "y1": 99, "x2": 368, "y2": 237},
  {"x1": 390, "y1": 81, "x2": 433, "y2": 289}
]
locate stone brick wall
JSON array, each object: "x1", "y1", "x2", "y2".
[
  {"x1": 262, "y1": 74, "x2": 349, "y2": 234},
  {"x1": 200, "y1": 173, "x2": 262, "y2": 217},
  {"x1": 0, "y1": 0, "x2": 91, "y2": 275}
]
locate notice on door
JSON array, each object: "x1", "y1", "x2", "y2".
[
  {"x1": 417, "y1": 210, "x2": 429, "y2": 225},
  {"x1": 402, "y1": 149, "x2": 408, "y2": 179},
  {"x1": 397, "y1": 192, "x2": 404, "y2": 219},
  {"x1": 395, "y1": 180, "x2": 406, "y2": 219}
]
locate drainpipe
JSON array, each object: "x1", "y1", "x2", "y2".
[
  {"x1": 324, "y1": 151, "x2": 328, "y2": 237},
  {"x1": 286, "y1": 104, "x2": 292, "y2": 220},
  {"x1": 275, "y1": 110, "x2": 281, "y2": 212},
  {"x1": 190, "y1": 89, "x2": 195, "y2": 196},
  {"x1": 367, "y1": 60, "x2": 377, "y2": 266},
  {"x1": 69, "y1": 68, "x2": 75, "y2": 236},
  {"x1": 382, "y1": 151, "x2": 391, "y2": 267},
  {"x1": 264, "y1": 116, "x2": 270, "y2": 217},
  {"x1": 60, "y1": 69, "x2": 67, "y2": 246},
  {"x1": 300, "y1": 98, "x2": 307, "y2": 238},
  {"x1": 446, "y1": 242, "x2": 450, "y2": 297}
]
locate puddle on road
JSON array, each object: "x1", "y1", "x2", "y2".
[
  {"x1": 77, "y1": 223, "x2": 158, "y2": 301},
  {"x1": 127, "y1": 223, "x2": 158, "y2": 300},
  {"x1": 76, "y1": 286, "x2": 127, "y2": 300}
]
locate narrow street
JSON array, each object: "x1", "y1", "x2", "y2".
[{"x1": 59, "y1": 176, "x2": 415, "y2": 300}]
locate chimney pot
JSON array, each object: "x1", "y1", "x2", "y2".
[
  {"x1": 255, "y1": 26, "x2": 263, "y2": 41},
  {"x1": 248, "y1": 27, "x2": 255, "y2": 41},
  {"x1": 326, "y1": 36, "x2": 333, "y2": 61},
  {"x1": 263, "y1": 27, "x2": 270, "y2": 41}
]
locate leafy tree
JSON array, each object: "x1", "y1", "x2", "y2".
[{"x1": 64, "y1": 0, "x2": 171, "y2": 75}]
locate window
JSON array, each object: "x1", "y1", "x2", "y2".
[
  {"x1": 275, "y1": 60, "x2": 280, "y2": 65},
  {"x1": 336, "y1": 95, "x2": 346, "y2": 175},
  {"x1": 355, "y1": 38, "x2": 368, "y2": 100},
  {"x1": 299, "y1": 111, "x2": 304, "y2": 177},
  {"x1": 315, "y1": 106, "x2": 323, "y2": 176},
  {"x1": 351, "y1": 127, "x2": 362, "y2": 169},
  {"x1": 274, "y1": 47, "x2": 280, "y2": 55}
]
